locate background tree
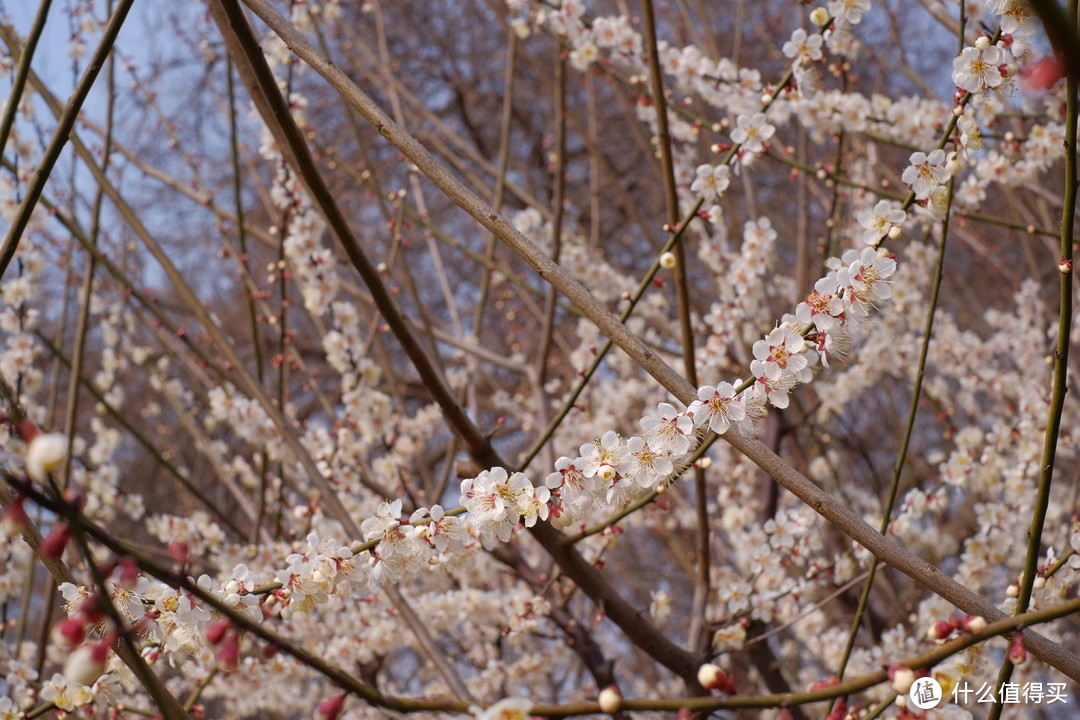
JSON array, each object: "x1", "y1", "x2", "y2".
[{"x1": 0, "y1": 0, "x2": 1079, "y2": 718}]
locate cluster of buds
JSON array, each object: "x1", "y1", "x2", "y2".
[
  {"x1": 926, "y1": 614, "x2": 987, "y2": 643},
  {"x1": 697, "y1": 663, "x2": 737, "y2": 694}
]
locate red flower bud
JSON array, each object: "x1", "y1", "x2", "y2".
[
  {"x1": 315, "y1": 693, "x2": 346, "y2": 720},
  {"x1": 1, "y1": 494, "x2": 28, "y2": 537},
  {"x1": 42, "y1": 522, "x2": 72, "y2": 559},
  {"x1": 16, "y1": 419, "x2": 40, "y2": 443},
  {"x1": 928, "y1": 619, "x2": 955, "y2": 641},
  {"x1": 206, "y1": 619, "x2": 232, "y2": 646},
  {"x1": 52, "y1": 617, "x2": 86, "y2": 647},
  {"x1": 216, "y1": 635, "x2": 240, "y2": 672},
  {"x1": 168, "y1": 541, "x2": 190, "y2": 566},
  {"x1": 1009, "y1": 635, "x2": 1027, "y2": 666}
]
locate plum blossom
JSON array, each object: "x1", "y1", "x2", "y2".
[
  {"x1": 546, "y1": 455, "x2": 602, "y2": 519},
  {"x1": 0, "y1": 697, "x2": 19, "y2": 720},
  {"x1": 410, "y1": 504, "x2": 467, "y2": 554},
  {"x1": 782, "y1": 28, "x2": 823, "y2": 65},
  {"x1": 856, "y1": 200, "x2": 906, "y2": 245},
  {"x1": 953, "y1": 44, "x2": 1006, "y2": 93},
  {"x1": 640, "y1": 403, "x2": 694, "y2": 456},
  {"x1": 579, "y1": 430, "x2": 629, "y2": 479},
  {"x1": 622, "y1": 437, "x2": 674, "y2": 488},
  {"x1": 839, "y1": 247, "x2": 898, "y2": 314},
  {"x1": 730, "y1": 112, "x2": 775, "y2": 154},
  {"x1": 689, "y1": 383, "x2": 745, "y2": 435},
  {"x1": 752, "y1": 326, "x2": 808, "y2": 383},
  {"x1": 901, "y1": 149, "x2": 951, "y2": 199},
  {"x1": 690, "y1": 164, "x2": 731, "y2": 202},
  {"x1": 796, "y1": 274, "x2": 845, "y2": 333},
  {"x1": 828, "y1": 0, "x2": 871, "y2": 24},
  {"x1": 41, "y1": 673, "x2": 93, "y2": 712}
]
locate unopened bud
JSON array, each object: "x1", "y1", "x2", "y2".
[
  {"x1": 887, "y1": 225, "x2": 902, "y2": 241},
  {"x1": 1006, "y1": 583, "x2": 1019, "y2": 597},
  {"x1": 975, "y1": 36, "x2": 991, "y2": 51},
  {"x1": 216, "y1": 635, "x2": 240, "y2": 672},
  {"x1": 26, "y1": 432, "x2": 68, "y2": 483},
  {"x1": 809, "y1": 7, "x2": 829, "y2": 26},
  {"x1": 889, "y1": 664, "x2": 915, "y2": 694},
  {"x1": 1009, "y1": 635, "x2": 1027, "y2": 666},
  {"x1": 206, "y1": 619, "x2": 232, "y2": 646},
  {"x1": 550, "y1": 507, "x2": 574, "y2": 531},
  {"x1": 63, "y1": 642, "x2": 108, "y2": 686},
  {"x1": 42, "y1": 523, "x2": 72, "y2": 559},
  {"x1": 598, "y1": 686, "x2": 622, "y2": 713},
  {"x1": 168, "y1": 541, "x2": 190, "y2": 566},
  {"x1": 1, "y1": 494, "x2": 28, "y2": 537},
  {"x1": 52, "y1": 617, "x2": 86, "y2": 648},
  {"x1": 698, "y1": 663, "x2": 725, "y2": 689},
  {"x1": 315, "y1": 694, "x2": 346, "y2": 720},
  {"x1": 961, "y1": 615, "x2": 987, "y2": 634},
  {"x1": 928, "y1": 620, "x2": 954, "y2": 641}
]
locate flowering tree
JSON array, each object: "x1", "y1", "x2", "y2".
[{"x1": 1, "y1": 0, "x2": 1080, "y2": 718}]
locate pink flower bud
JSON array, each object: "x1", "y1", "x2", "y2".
[
  {"x1": 52, "y1": 617, "x2": 86, "y2": 647},
  {"x1": 42, "y1": 522, "x2": 72, "y2": 559},
  {"x1": 697, "y1": 663, "x2": 724, "y2": 689},
  {"x1": 698, "y1": 663, "x2": 736, "y2": 693},
  {"x1": 216, "y1": 635, "x2": 240, "y2": 672},
  {"x1": 1, "y1": 494, "x2": 28, "y2": 537},
  {"x1": 315, "y1": 694, "x2": 346, "y2": 720},
  {"x1": 1009, "y1": 635, "x2": 1027, "y2": 666},
  {"x1": 206, "y1": 619, "x2": 232, "y2": 646},
  {"x1": 928, "y1": 620, "x2": 954, "y2": 641},
  {"x1": 168, "y1": 541, "x2": 190, "y2": 566}
]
